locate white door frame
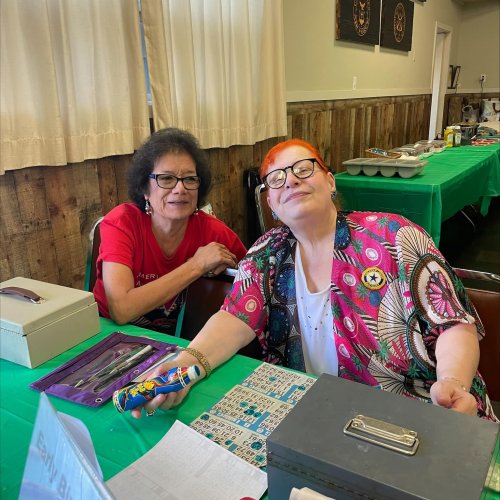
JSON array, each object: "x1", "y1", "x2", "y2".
[{"x1": 429, "y1": 22, "x2": 453, "y2": 140}]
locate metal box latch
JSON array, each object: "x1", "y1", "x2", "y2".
[{"x1": 343, "y1": 414, "x2": 419, "y2": 455}]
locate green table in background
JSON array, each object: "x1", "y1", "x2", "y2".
[
  {"x1": 1, "y1": 319, "x2": 498, "y2": 498},
  {"x1": 335, "y1": 144, "x2": 500, "y2": 246}
]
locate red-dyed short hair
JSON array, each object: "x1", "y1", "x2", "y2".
[{"x1": 259, "y1": 139, "x2": 329, "y2": 180}]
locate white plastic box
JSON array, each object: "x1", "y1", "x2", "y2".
[{"x1": 0, "y1": 277, "x2": 100, "y2": 368}]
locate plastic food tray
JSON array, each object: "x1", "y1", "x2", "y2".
[
  {"x1": 432, "y1": 140, "x2": 447, "y2": 153},
  {"x1": 342, "y1": 158, "x2": 427, "y2": 178}
]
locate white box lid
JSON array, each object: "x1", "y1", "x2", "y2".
[{"x1": 0, "y1": 277, "x2": 96, "y2": 335}]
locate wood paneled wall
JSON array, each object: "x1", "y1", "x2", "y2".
[
  {"x1": 1, "y1": 94, "x2": 434, "y2": 289},
  {"x1": 287, "y1": 95, "x2": 431, "y2": 171}
]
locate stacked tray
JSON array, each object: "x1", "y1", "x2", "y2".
[{"x1": 342, "y1": 158, "x2": 427, "y2": 178}]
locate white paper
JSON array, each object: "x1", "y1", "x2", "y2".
[
  {"x1": 290, "y1": 487, "x2": 335, "y2": 500},
  {"x1": 106, "y1": 420, "x2": 267, "y2": 500}
]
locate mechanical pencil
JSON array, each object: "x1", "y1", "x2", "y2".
[
  {"x1": 92, "y1": 345, "x2": 154, "y2": 392},
  {"x1": 74, "y1": 344, "x2": 150, "y2": 388}
]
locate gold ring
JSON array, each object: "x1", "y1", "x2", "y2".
[
  {"x1": 206, "y1": 271, "x2": 215, "y2": 277},
  {"x1": 146, "y1": 409, "x2": 156, "y2": 417}
]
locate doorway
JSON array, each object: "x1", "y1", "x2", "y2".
[{"x1": 429, "y1": 23, "x2": 452, "y2": 140}]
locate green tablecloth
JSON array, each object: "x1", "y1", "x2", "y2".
[
  {"x1": 1, "y1": 319, "x2": 498, "y2": 498},
  {"x1": 0, "y1": 318, "x2": 260, "y2": 499},
  {"x1": 335, "y1": 144, "x2": 500, "y2": 246}
]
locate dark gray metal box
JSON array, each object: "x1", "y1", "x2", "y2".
[{"x1": 267, "y1": 374, "x2": 499, "y2": 500}]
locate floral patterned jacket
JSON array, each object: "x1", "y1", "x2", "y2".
[{"x1": 222, "y1": 211, "x2": 497, "y2": 421}]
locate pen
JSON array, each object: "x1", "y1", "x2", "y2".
[
  {"x1": 92, "y1": 345, "x2": 154, "y2": 392},
  {"x1": 107, "y1": 345, "x2": 154, "y2": 377},
  {"x1": 74, "y1": 346, "x2": 143, "y2": 388},
  {"x1": 74, "y1": 345, "x2": 152, "y2": 388}
]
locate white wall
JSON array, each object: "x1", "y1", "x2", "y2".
[
  {"x1": 457, "y1": 0, "x2": 500, "y2": 93},
  {"x1": 283, "y1": 0, "x2": 499, "y2": 102}
]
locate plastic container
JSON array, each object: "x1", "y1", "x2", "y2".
[
  {"x1": 364, "y1": 147, "x2": 401, "y2": 159},
  {"x1": 459, "y1": 123, "x2": 479, "y2": 145},
  {"x1": 389, "y1": 146, "x2": 423, "y2": 160},
  {"x1": 414, "y1": 141, "x2": 434, "y2": 157},
  {"x1": 444, "y1": 127, "x2": 454, "y2": 147},
  {"x1": 342, "y1": 158, "x2": 427, "y2": 178},
  {"x1": 431, "y1": 140, "x2": 446, "y2": 153}
]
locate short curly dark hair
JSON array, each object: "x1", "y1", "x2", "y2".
[{"x1": 128, "y1": 128, "x2": 212, "y2": 211}]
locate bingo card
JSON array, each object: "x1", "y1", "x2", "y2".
[{"x1": 190, "y1": 363, "x2": 316, "y2": 468}]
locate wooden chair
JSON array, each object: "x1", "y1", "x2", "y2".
[
  {"x1": 453, "y1": 268, "x2": 500, "y2": 405},
  {"x1": 180, "y1": 269, "x2": 263, "y2": 360},
  {"x1": 253, "y1": 185, "x2": 500, "y2": 404},
  {"x1": 84, "y1": 216, "x2": 103, "y2": 292}
]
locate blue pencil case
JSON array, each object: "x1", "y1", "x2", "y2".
[{"x1": 30, "y1": 331, "x2": 177, "y2": 407}]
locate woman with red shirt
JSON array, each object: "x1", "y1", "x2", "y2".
[{"x1": 93, "y1": 128, "x2": 246, "y2": 334}]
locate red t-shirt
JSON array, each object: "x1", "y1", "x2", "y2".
[{"x1": 93, "y1": 203, "x2": 246, "y2": 333}]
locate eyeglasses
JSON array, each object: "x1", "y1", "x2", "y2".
[
  {"x1": 262, "y1": 158, "x2": 317, "y2": 189},
  {"x1": 148, "y1": 173, "x2": 201, "y2": 190}
]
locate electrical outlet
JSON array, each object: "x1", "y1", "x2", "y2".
[
  {"x1": 352, "y1": 76, "x2": 357, "y2": 90},
  {"x1": 480, "y1": 74, "x2": 486, "y2": 83}
]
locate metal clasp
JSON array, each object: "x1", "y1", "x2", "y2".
[{"x1": 343, "y1": 414, "x2": 419, "y2": 456}]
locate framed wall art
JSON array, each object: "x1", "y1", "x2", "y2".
[
  {"x1": 380, "y1": 0, "x2": 414, "y2": 51},
  {"x1": 448, "y1": 65, "x2": 461, "y2": 89},
  {"x1": 336, "y1": 0, "x2": 381, "y2": 46}
]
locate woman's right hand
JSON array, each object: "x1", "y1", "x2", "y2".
[
  {"x1": 128, "y1": 312, "x2": 256, "y2": 418},
  {"x1": 190, "y1": 242, "x2": 238, "y2": 276}
]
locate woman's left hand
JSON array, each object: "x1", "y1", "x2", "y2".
[
  {"x1": 430, "y1": 379, "x2": 477, "y2": 416},
  {"x1": 189, "y1": 242, "x2": 238, "y2": 277}
]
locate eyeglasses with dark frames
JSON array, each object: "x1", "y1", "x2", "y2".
[
  {"x1": 262, "y1": 158, "x2": 318, "y2": 189},
  {"x1": 148, "y1": 173, "x2": 201, "y2": 190}
]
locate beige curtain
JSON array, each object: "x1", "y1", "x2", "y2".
[
  {"x1": 142, "y1": 0, "x2": 287, "y2": 148},
  {"x1": 0, "y1": 0, "x2": 150, "y2": 174}
]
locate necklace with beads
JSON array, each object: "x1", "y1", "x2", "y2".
[{"x1": 301, "y1": 289, "x2": 331, "y2": 333}]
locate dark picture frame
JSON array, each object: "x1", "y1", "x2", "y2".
[
  {"x1": 448, "y1": 65, "x2": 461, "y2": 89},
  {"x1": 452, "y1": 65, "x2": 461, "y2": 89},
  {"x1": 336, "y1": 0, "x2": 381, "y2": 46},
  {"x1": 380, "y1": 0, "x2": 414, "y2": 51},
  {"x1": 447, "y1": 65, "x2": 454, "y2": 89}
]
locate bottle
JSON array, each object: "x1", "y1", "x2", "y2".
[
  {"x1": 444, "y1": 127, "x2": 454, "y2": 147},
  {"x1": 453, "y1": 126, "x2": 462, "y2": 147},
  {"x1": 113, "y1": 365, "x2": 200, "y2": 412}
]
